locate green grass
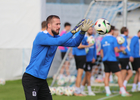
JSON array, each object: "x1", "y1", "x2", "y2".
[{"x1": 0, "y1": 78, "x2": 140, "y2": 100}]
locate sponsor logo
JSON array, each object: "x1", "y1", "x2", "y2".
[{"x1": 103, "y1": 41, "x2": 110, "y2": 47}]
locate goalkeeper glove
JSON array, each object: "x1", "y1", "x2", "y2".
[
  {"x1": 80, "y1": 19, "x2": 94, "y2": 35},
  {"x1": 71, "y1": 19, "x2": 85, "y2": 34},
  {"x1": 122, "y1": 50, "x2": 127, "y2": 55}
]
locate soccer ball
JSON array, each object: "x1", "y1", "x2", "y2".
[
  {"x1": 64, "y1": 87, "x2": 73, "y2": 96},
  {"x1": 49, "y1": 87, "x2": 56, "y2": 95},
  {"x1": 0, "y1": 79, "x2": 5, "y2": 85},
  {"x1": 87, "y1": 36, "x2": 95, "y2": 44},
  {"x1": 56, "y1": 87, "x2": 64, "y2": 95},
  {"x1": 57, "y1": 78, "x2": 65, "y2": 85},
  {"x1": 116, "y1": 36, "x2": 125, "y2": 44},
  {"x1": 69, "y1": 76, "x2": 76, "y2": 83},
  {"x1": 94, "y1": 18, "x2": 111, "y2": 35}
]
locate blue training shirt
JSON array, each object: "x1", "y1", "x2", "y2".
[
  {"x1": 72, "y1": 33, "x2": 88, "y2": 56},
  {"x1": 130, "y1": 35, "x2": 140, "y2": 58},
  {"x1": 86, "y1": 35, "x2": 97, "y2": 62},
  {"x1": 101, "y1": 34, "x2": 118, "y2": 61},
  {"x1": 118, "y1": 34, "x2": 131, "y2": 58},
  {"x1": 25, "y1": 30, "x2": 84, "y2": 79}
]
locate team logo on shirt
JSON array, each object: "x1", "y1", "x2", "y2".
[
  {"x1": 32, "y1": 89, "x2": 37, "y2": 97},
  {"x1": 103, "y1": 41, "x2": 110, "y2": 47}
]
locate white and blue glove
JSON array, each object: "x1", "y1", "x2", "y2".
[{"x1": 71, "y1": 19, "x2": 85, "y2": 34}]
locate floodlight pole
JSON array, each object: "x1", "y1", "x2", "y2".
[{"x1": 123, "y1": 0, "x2": 128, "y2": 27}]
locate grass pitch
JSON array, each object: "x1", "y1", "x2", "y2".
[{"x1": 0, "y1": 78, "x2": 140, "y2": 100}]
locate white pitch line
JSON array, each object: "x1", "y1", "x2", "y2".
[
  {"x1": 97, "y1": 90, "x2": 131, "y2": 100},
  {"x1": 97, "y1": 93, "x2": 120, "y2": 100}
]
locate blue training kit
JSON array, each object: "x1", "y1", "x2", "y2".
[
  {"x1": 72, "y1": 33, "x2": 88, "y2": 56},
  {"x1": 101, "y1": 34, "x2": 118, "y2": 61},
  {"x1": 130, "y1": 35, "x2": 140, "y2": 58},
  {"x1": 86, "y1": 35, "x2": 96, "y2": 62},
  {"x1": 118, "y1": 34, "x2": 131, "y2": 58},
  {"x1": 25, "y1": 30, "x2": 84, "y2": 79}
]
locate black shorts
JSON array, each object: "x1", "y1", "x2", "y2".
[
  {"x1": 119, "y1": 58, "x2": 131, "y2": 70},
  {"x1": 103, "y1": 61, "x2": 121, "y2": 73},
  {"x1": 131, "y1": 58, "x2": 140, "y2": 71},
  {"x1": 84, "y1": 62, "x2": 94, "y2": 72},
  {"x1": 22, "y1": 73, "x2": 52, "y2": 100},
  {"x1": 74, "y1": 55, "x2": 86, "y2": 70},
  {"x1": 61, "y1": 52, "x2": 69, "y2": 61}
]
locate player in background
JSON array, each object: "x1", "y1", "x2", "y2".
[
  {"x1": 80, "y1": 27, "x2": 96, "y2": 96},
  {"x1": 72, "y1": 30, "x2": 94, "y2": 96},
  {"x1": 130, "y1": 30, "x2": 140, "y2": 92},
  {"x1": 41, "y1": 21, "x2": 47, "y2": 31},
  {"x1": 100, "y1": 26, "x2": 131, "y2": 97},
  {"x1": 58, "y1": 22, "x2": 72, "y2": 80},
  {"x1": 22, "y1": 15, "x2": 94, "y2": 100},
  {"x1": 118, "y1": 27, "x2": 133, "y2": 91},
  {"x1": 113, "y1": 29, "x2": 121, "y2": 69},
  {"x1": 91, "y1": 29, "x2": 104, "y2": 83}
]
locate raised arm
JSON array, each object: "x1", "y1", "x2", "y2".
[
  {"x1": 36, "y1": 32, "x2": 73, "y2": 46},
  {"x1": 62, "y1": 19, "x2": 94, "y2": 47}
]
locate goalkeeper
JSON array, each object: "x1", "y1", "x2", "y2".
[{"x1": 22, "y1": 15, "x2": 93, "y2": 100}]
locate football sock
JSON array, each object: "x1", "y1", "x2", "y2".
[
  {"x1": 120, "y1": 87, "x2": 126, "y2": 94},
  {"x1": 105, "y1": 86, "x2": 111, "y2": 94},
  {"x1": 123, "y1": 80, "x2": 127, "y2": 87},
  {"x1": 80, "y1": 85, "x2": 85, "y2": 92},
  {"x1": 132, "y1": 83, "x2": 136, "y2": 89},
  {"x1": 138, "y1": 82, "x2": 140, "y2": 88},
  {"x1": 88, "y1": 86, "x2": 92, "y2": 93}
]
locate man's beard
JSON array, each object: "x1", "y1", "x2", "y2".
[{"x1": 51, "y1": 30, "x2": 59, "y2": 35}]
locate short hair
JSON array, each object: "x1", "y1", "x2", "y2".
[
  {"x1": 64, "y1": 22, "x2": 71, "y2": 27},
  {"x1": 138, "y1": 30, "x2": 140, "y2": 33},
  {"x1": 108, "y1": 25, "x2": 116, "y2": 33},
  {"x1": 46, "y1": 15, "x2": 60, "y2": 28},
  {"x1": 120, "y1": 27, "x2": 128, "y2": 34},
  {"x1": 41, "y1": 21, "x2": 47, "y2": 28}
]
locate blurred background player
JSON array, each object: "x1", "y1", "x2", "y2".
[
  {"x1": 41, "y1": 21, "x2": 47, "y2": 31},
  {"x1": 80, "y1": 27, "x2": 96, "y2": 96},
  {"x1": 100, "y1": 26, "x2": 131, "y2": 97},
  {"x1": 130, "y1": 30, "x2": 140, "y2": 92},
  {"x1": 91, "y1": 29, "x2": 104, "y2": 83},
  {"x1": 58, "y1": 22, "x2": 72, "y2": 80},
  {"x1": 118, "y1": 27, "x2": 133, "y2": 91},
  {"x1": 73, "y1": 29, "x2": 94, "y2": 96}
]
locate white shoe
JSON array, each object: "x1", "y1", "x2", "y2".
[
  {"x1": 131, "y1": 88, "x2": 137, "y2": 92},
  {"x1": 81, "y1": 91, "x2": 87, "y2": 96},
  {"x1": 121, "y1": 92, "x2": 132, "y2": 97},
  {"x1": 88, "y1": 91, "x2": 96, "y2": 96},
  {"x1": 138, "y1": 87, "x2": 140, "y2": 91}
]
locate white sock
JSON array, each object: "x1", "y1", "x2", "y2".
[
  {"x1": 109, "y1": 75, "x2": 113, "y2": 82},
  {"x1": 75, "y1": 87, "x2": 81, "y2": 94},
  {"x1": 120, "y1": 87, "x2": 126, "y2": 94},
  {"x1": 138, "y1": 82, "x2": 140, "y2": 88},
  {"x1": 132, "y1": 83, "x2": 136, "y2": 89},
  {"x1": 105, "y1": 86, "x2": 111, "y2": 94},
  {"x1": 80, "y1": 85, "x2": 85, "y2": 92},
  {"x1": 87, "y1": 86, "x2": 92, "y2": 93},
  {"x1": 123, "y1": 80, "x2": 127, "y2": 87}
]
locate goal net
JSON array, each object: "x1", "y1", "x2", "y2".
[{"x1": 50, "y1": 0, "x2": 140, "y2": 94}]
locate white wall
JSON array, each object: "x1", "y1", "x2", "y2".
[
  {"x1": 0, "y1": 0, "x2": 46, "y2": 80},
  {"x1": 0, "y1": 0, "x2": 43, "y2": 48}
]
